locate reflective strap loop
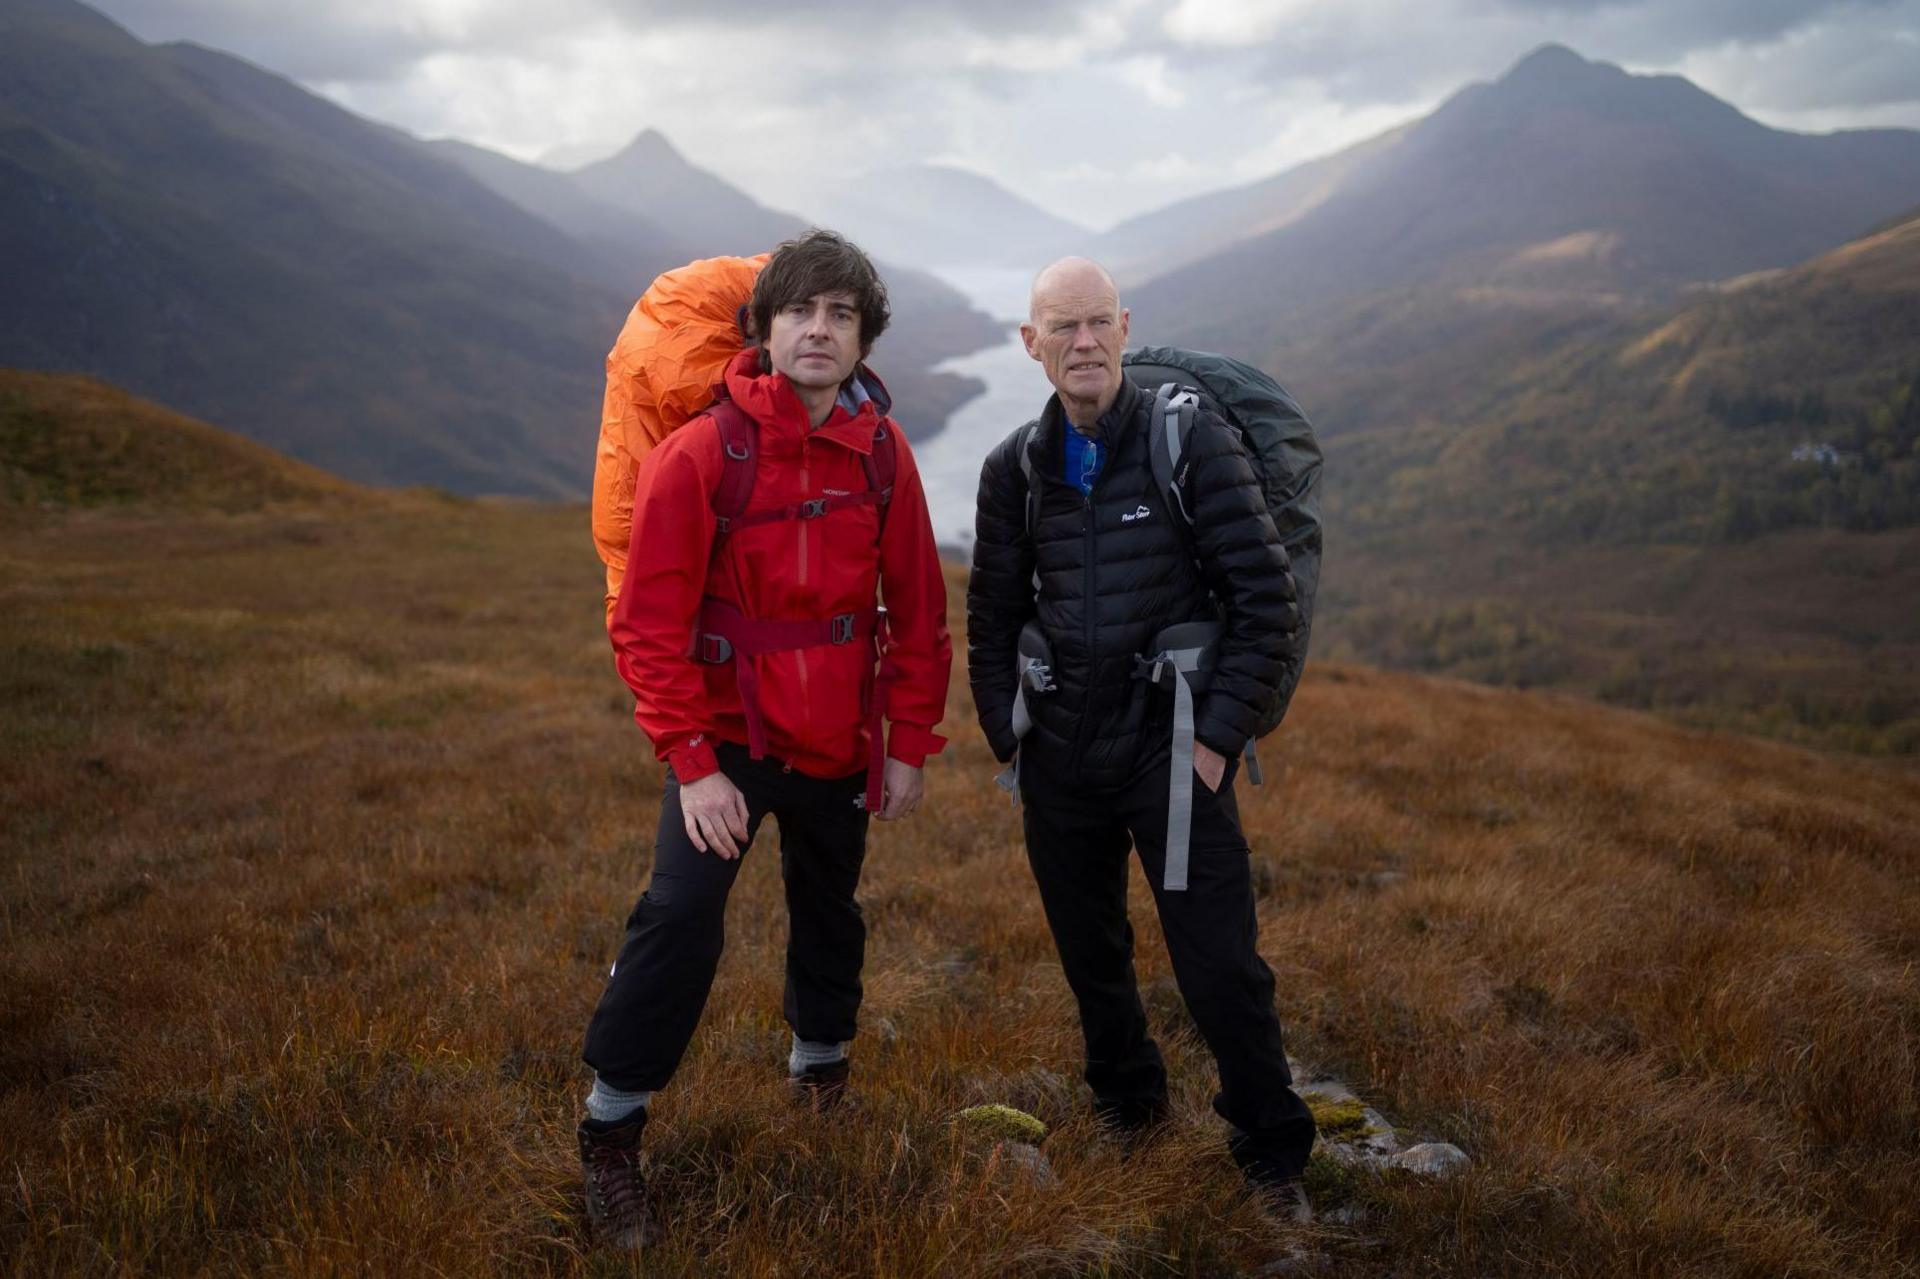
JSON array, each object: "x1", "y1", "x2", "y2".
[
  {"x1": 994, "y1": 749, "x2": 1021, "y2": 804},
  {"x1": 1153, "y1": 645, "x2": 1210, "y2": 893}
]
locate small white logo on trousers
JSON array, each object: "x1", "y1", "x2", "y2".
[{"x1": 1121, "y1": 505, "x2": 1151, "y2": 523}]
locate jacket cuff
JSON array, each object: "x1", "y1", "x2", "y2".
[
  {"x1": 665, "y1": 735, "x2": 720, "y2": 784},
  {"x1": 886, "y1": 723, "x2": 947, "y2": 768},
  {"x1": 1193, "y1": 719, "x2": 1247, "y2": 762}
]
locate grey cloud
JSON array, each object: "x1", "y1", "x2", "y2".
[
  {"x1": 1233, "y1": 0, "x2": 1919, "y2": 117},
  {"x1": 610, "y1": 0, "x2": 1091, "y2": 31},
  {"x1": 89, "y1": 1, "x2": 435, "y2": 80},
  {"x1": 88, "y1": 0, "x2": 1097, "y2": 82}
]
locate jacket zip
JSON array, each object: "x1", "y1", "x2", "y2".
[
  {"x1": 1070, "y1": 455, "x2": 1100, "y2": 768},
  {"x1": 795, "y1": 439, "x2": 812, "y2": 751}
]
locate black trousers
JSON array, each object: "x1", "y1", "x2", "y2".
[
  {"x1": 583, "y1": 742, "x2": 870, "y2": 1092},
  {"x1": 1019, "y1": 741, "x2": 1317, "y2": 1182}
]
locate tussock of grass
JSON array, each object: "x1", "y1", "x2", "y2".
[{"x1": 3, "y1": 504, "x2": 1918, "y2": 1275}]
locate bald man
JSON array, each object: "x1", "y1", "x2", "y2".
[{"x1": 966, "y1": 258, "x2": 1317, "y2": 1216}]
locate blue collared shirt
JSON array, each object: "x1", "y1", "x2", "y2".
[{"x1": 1062, "y1": 425, "x2": 1105, "y2": 496}]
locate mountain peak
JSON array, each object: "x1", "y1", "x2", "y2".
[
  {"x1": 611, "y1": 128, "x2": 683, "y2": 166},
  {"x1": 1496, "y1": 43, "x2": 1624, "y2": 92}
]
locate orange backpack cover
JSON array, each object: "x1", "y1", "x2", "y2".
[{"x1": 592, "y1": 253, "x2": 769, "y2": 622}]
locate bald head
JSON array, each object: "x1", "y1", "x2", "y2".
[
  {"x1": 1022, "y1": 256, "x2": 1131, "y2": 430},
  {"x1": 1028, "y1": 257, "x2": 1119, "y2": 324}
]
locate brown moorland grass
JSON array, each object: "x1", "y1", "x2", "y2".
[{"x1": 2, "y1": 501, "x2": 1917, "y2": 1276}]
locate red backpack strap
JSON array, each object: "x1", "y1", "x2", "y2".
[
  {"x1": 707, "y1": 393, "x2": 757, "y2": 538},
  {"x1": 860, "y1": 419, "x2": 896, "y2": 532}
]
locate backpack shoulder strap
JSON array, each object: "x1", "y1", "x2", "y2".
[
  {"x1": 707, "y1": 393, "x2": 757, "y2": 534},
  {"x1": 1148, "y1": 382, "x2": 1200, "y2": 529},
  {"x1": 859, "y1": 418, "x2": 897, "y2": 540},
  {"x1": 1017, "y1": 421, "x2": 1040, "y2": 543}
]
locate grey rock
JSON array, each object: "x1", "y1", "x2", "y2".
[
  {"x1": 991, "y1": 1139, "x2": 1056, "y2": 1185},
  {"x1": 1391, "y1": 1142, "x2": 1470, "y2": 1176},
  {"x1": 1359, "y1": 1109, "x2": 1400, "y2": 1156}
]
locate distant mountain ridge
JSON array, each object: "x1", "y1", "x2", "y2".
[
  {"x1": 801, "y1": 164, "x2": 1089, "y2": 269},
  {"x1": 451, "y1": 130, "x2": 1005, "y2": 438},
  {"x1": 0, "y1": 0, "x2": 998, "y2": 494},
  {"x1": 1130, "y1": 44, "x2": 1920, "y2": 440},
  {"x1": 570, "y1": 129, "x2": 811, "y2": 257}
]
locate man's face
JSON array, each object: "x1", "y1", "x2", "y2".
[
  {"x1": 764, "y1": 289, "x2": 864, "y2": 393},
  {"x1": 1021, "y1": 270, "x2": 1130, "y2": 417}
]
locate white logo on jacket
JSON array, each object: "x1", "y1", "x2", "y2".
[{"x1": 1121, "y1": 505, "x2": 1152, "y2": 523}]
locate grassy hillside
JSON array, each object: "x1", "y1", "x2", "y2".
[
  {"x1": 1289, "y1": 213, "x2": 1920, "y2": 756},
  {"x1": 3, "y1": 497, "x2": 1916, "y2": 1275},
  {"x1": 0, "y1": 370, "x2": 379, "y2": 513}
]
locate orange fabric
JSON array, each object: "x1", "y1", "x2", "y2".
[
  {"x1": 607, "y1": 349, "x2": 952, "y2": 785},
  {"x1": 592, "y1": 254, "x2": 770, "y2": 621}
]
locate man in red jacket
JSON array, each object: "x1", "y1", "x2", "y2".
[{"x1": 577, "y1": 231, "x2": 952, "y2": 1249}]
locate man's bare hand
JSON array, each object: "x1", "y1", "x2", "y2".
[
  {"x1": 1193, "y1": 742, "x2": 1228, "y2": 794},
  {"x1": 681, "y1": 771, "x2": 750, "y2": 858},
  {"x1": 876, "y1": 758, "x2": 924, "y2": 821}
]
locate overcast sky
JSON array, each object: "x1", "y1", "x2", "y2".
[{"x1": 90, "y1": 0, "x2": 1920, "y2": 229}]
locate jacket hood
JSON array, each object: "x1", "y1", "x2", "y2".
[{"x1": 721, "y1": 348, "x2": 893, "y2": 456}]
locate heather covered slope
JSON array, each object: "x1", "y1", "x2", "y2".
[
  {"x1": 2, "y1": 499, "x2": 1916, "y2": 1275},
  {"x1": 0, "y1": 370, "x2": 377, "y2": 512},
  {"x1": 1287, "y1": 207, "x2": 1920, "y2": 756}
]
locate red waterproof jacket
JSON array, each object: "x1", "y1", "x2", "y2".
[{"x1": 608, "y1": 348, "x2": 952, "y2": 784}]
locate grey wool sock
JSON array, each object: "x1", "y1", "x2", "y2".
[
  {"x1": 585, "y1": 1075, "x2": 652, "y2": 1124},
  {"x1": 788, "y1": 1035, "x2": 847, "y2": 1076}
]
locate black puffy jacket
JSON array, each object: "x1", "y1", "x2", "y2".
[{"x1": 967, "y1": 377, "x2": 1299, "y2": 788}]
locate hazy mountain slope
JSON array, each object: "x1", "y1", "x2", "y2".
[
  {"x1": 802, "y1": 163, "x2": 1089, "y2": 269},
  {"x1": 0, "y1": 0, "x2": 637, "y2": 496},
  {"x1": 570, "y1": 129, "x2": 809, "y2": 257},
  {"x1": 1097, "y1": 124, "x2": 1412, "y2": 284},
  {"x1": 1130, "y1": 45, "x2": 1920, "y2": 439},
  {"x1": 562, "y1": 130, "x2": 1004, "y2": 435},
  {"x1": 425, "y1": 137, "x2": 692, "y2": 293}
]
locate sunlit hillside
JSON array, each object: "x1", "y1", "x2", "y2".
[
  {"x1": 0, "y1": 371, "x2": 378, "y2": 512},
  {"x1": 3, "y1": 461, "x2": 1915, "y2": 1274}
]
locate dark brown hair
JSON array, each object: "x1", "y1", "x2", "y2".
[{"x1": 748, "y1": 229, "x2": 891, "y2": 355}]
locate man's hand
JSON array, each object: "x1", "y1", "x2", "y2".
[
  {"x1": 876, "y1": 758, "x2": 924, "y2": 821},
  {"x1": 1193, "y1": 742, "x2": 1228, "y2": 794},
  {"x1": 680, "y1": 771, "x2": 750, "y2": 858}
]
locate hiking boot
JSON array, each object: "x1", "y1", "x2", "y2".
[
  {"x1": 577, "y1": 1111, "x2": 655, "y2": 1249},
  {"x1": 787, "y1": 1057, "x2": 852, "y2": 1112},
  {"x1": 1093, "y1": 1097, "x2": 1171, "y2": 1152},
  {"x1": 1251, "y1": 1175, "x2": 1314, "y2": 1226}
]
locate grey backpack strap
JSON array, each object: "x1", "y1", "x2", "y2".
[
  {"x1": 1148, "y1": 383, "x2": 1199, "y2": 529},
  {"x1": 1243, "y1": 741, "x2": 1264, "y2": 786},
  {"x1": 1156, "y1": 644, "x2": 1210, "y2": 892},
  {"x1": 1132, "y1": 619, "x2": 1220, "y2": 892},
  {"x1": 993, "y1": 621, "x2": 1056, "y2": 804},
  {"x1": 1017, "y1": 422, "x2": 1041, "y2": 593}
]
